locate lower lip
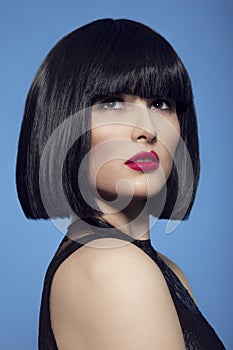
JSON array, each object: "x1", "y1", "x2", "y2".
[{"x1": 124, "y1": 161, "x2": 159, "y2": 172}]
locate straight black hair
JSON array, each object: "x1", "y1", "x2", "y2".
[{"x1": 16, "y1": 18, "x2": 200, "y2": 220}]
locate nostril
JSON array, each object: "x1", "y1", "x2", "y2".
[
  {"x1": 137, "y1": 135, "x2": 147, "y2": 140},
  {"x1": 149, "y1": 135, "x2": 157, "y2": 144},
  {"x1": 136, "y1": 134, "x2": 157, "y2": 143}
]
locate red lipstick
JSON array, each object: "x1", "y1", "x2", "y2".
[{"x1": 124, "y1": 151, "x2": 160, "y2": 172}]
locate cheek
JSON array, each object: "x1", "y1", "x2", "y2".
[
  {"x1": 89, "y1": 128, "x2": 126, "y2": 191},
  {"x1": 157, "y1": 118, "x2": 180, "y2": 178},
  {"x1": 162, "y1": 121, "x2": 180, "y2": 155},
  {"x1": 90, "y1": 127, "x2": 111, "y2": 148}
]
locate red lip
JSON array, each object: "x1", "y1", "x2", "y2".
[{"x1": 124, "y1": 151, "x2": 160, "y2": 172}]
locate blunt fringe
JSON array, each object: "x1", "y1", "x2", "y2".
[{"x1": 16, "y1": 18, "x2": 200, "y2": 220}]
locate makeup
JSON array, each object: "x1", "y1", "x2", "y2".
[{"x1": 124, "y1": 151, "x2": 160, "y2": 172}]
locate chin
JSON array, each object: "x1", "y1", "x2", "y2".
[
  {"x1": 94, "y1": 167, "x2": 169, "y2": 204},
  {"x1": 96, "y1": 181, "x2": 166, "y2": 203}
]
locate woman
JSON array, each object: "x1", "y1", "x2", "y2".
[{"x1": 16, "y1": 18, "x2": 226, "y2": 349}]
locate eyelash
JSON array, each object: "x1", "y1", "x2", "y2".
[
  {"x1": 150, "y1": 99, "x2": 173, "y2": 111},
  {"x1": 101, "y1": 98, "x2": 125, "y2": 110},
  {"x1": 95, "y1": 97, "x2": 174, "y2": 111}
]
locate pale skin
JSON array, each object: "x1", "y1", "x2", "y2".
[{"x1": 50, "y1": 95, "x2": 195, "y2": 349}]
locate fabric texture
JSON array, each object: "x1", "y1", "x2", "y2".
[{"x1": 39, "y1": 225, "x2": 226, "y2": 349}]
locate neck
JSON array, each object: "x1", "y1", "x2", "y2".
[{"x1": 96, "y1": 197, "x2": 150, "y2": 240}]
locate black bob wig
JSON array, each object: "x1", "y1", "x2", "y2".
[{"x1": 16, "y1": 18, "x2": 200, "y2": 221}]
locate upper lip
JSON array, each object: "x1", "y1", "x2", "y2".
[{"x1": 124, "y1": 151, "x2": 159, "y2": 163}]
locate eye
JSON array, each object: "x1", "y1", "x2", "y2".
[
  {"x1": 150, "y1": 99, "x2": 174, "y2": 111},
  {"x1": 99, "y1": 98, "x2": 125, "y2": 110}
]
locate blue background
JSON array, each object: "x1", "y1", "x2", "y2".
[{"x1": 1, "y1": 0, "x2": 232, "y2": 348}]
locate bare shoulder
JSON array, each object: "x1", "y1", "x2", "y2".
[
  {"x1": 158, "y1": 252, "x2": 196, "y2": 301},
  {"x1": 50, "y1": 239, "x2": 185, "y2": 350}
]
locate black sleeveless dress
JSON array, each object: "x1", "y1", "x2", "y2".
[{"x1": 39, "y1": 225, "x2": 226, "y2": 349}]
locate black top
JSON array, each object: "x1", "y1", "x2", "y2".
[{"x1": 39, "y1": 227, "x2": 226, "y2": 350}]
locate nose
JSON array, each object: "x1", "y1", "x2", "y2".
[{"x1": 131, "y1": 106, "x2": 157, "y2": 144}]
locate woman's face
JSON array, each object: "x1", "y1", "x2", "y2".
[{"x1": 88, "y1": 94, "x2": 180, "y2": 203}]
